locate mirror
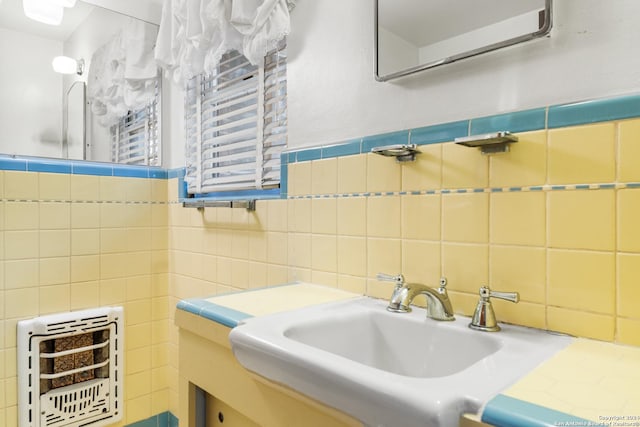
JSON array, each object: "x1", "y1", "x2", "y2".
[
  {"x1": 375, "y1": 0, "x2": 552, "y2": 81},
  {"x1": 64, "y1": 81, "x2": 86, "y2": 159},
  {"x1": 0, "y1": 0, "x2": 160, "y2": 164}
]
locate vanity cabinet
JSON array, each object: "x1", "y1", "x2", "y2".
[{"x1": 176, "y1": 309, "x2": 362, "y2": 427}]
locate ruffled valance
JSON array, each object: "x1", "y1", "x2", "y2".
[
  {"x1": 87, "y1": 18, "x2": 159, "y2": 126},
  {"x1": 154, "y1": 0, "x2": 295, "y2": 84}
]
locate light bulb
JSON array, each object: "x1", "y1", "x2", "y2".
[
  {"x1": 52, "y1": 56, "x2": 81, "y2": 75},
  {"x1": 23, "y1": 0, "x2": 64, "y2": 25}
]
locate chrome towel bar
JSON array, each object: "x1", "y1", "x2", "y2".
[{"x1": 182, "y1": 199, "x2": 256, "y2": 211}]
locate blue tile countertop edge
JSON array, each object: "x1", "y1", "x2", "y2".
[
  {"x1": 482, "y1": 395, "x2": 599, "y2": 427},
  {"x1": 177, "y1": 299, "x2": 253, "y2": 328}
]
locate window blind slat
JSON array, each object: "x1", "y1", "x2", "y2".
[
  {"x1": 185, "y1": 42, "x2": 287, "y2": 195},
  {"x1": 111, "y1": 80, "x2": 160, "y2": 166}
]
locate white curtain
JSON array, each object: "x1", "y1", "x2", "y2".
[
  {"x1": 154, "y1": 0, "x2": 294, "y2": 83},
  {"x1": 87, "y1": 18, "x2": 159, "y2": 126}
]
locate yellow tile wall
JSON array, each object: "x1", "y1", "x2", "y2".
[
  {"x1": 0, "y1": 172, "x2": 170, "y2": 427},
  {"x1": 4, "y1": 119, "x2": 632, "y2": 425},
  {"x1": 166, "y1": 119, "x2": 640, "y2": 360}
]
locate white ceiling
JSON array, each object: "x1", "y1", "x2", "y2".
[
  {"x1": 379, "y1": 0, "x2": 545, "y2": 46},
  {"x1": 0, "y1": 0, "x2": 96, "y2": 41}
]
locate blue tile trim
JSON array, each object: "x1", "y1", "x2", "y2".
[
  {"x1": 26, "y1": 158, "x2": 72, "y2": 174},
  {"x1": 178, "y1": 176, "x2": 188, "y2": 200},
  {"x1": 548, "y1": 94, "x2": 640, "y2": 128},
  {"x1": 126, "y1": 418, "x2": 157, "y2": 427},
  {"x1": 0, "y1": 157, "x2": 28, "y2": 171},
  {"x1": 482, "y1": 394, "x2": 597, "y2": 427},
  {"x1": 177, "y1": 299, "x2": 253, "y2": 328},
  {"x1": 471, "y1": 108, "x2": 547, "y2": 135},
  {"x1": 71, "y1": 162, "x2": 114, "y2": 176},
  {"x1": 322, "y1": 140, "x2": 362, "y2": 158},
  {"x1": 149, "y1": 168, "x2": 169, "y2": 179},
  {"x1": 113, "y1": 165, "x2": 150, "y2": 178},
  {"x1": 296, "y1": 147, "x2": 322, "y2": 162},
  {"x1": 280, "y1": 153, "x2": 288, "y2": 198},
  {"x1": 125, "y1": 412, "x2": 179, "y2": 427},
  {"x1": 168, "y1": 412, "x2": 179, "y2": 427},
  {"x1": 410, "y1": 120, "x2": 469, "y2": 145},
  {"x1": 362, "y1": 130, "x2": 410, "y2": 153},
  {"x1": 168, "y1": 167, "x2": 185, "y2": 179}
]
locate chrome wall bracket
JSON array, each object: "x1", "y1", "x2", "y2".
[
  {"x1": 455, "y1": 131, "x2": 518, "y2": 154},
  {"x1": 371, "y1": 144, "x2": 420, "y2": 162}
]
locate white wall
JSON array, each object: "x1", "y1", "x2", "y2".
[
  {"x1": 286, "y1": 0, "x2": 640, "y2": 149},
  {"x1": 0, "y1": 28, "x2": 63, "y2": 158},
  {"x1": 378, "y1": 27, "x2": 419, "y2": 77}
]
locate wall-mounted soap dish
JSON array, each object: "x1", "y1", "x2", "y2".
[
  {"x1": 371, "y1": 144, "x2": 420, "y2": 162},
  {"x1": 455, "y1": 131, "x2": 518, "y2": 154}
]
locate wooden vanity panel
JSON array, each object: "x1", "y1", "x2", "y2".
[{"x1": 177, "y1": 311, "x2": 362, "y2": 427}]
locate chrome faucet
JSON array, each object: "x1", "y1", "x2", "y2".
[
  {"x1": 377, "y1": 273, "x2": 455, "y2": 321},
  {"x1": 469, "y1": 286, "x2": 519, "y2": 332}
]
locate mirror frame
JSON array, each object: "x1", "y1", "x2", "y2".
[{"x1": 374, "y1": 0, "x2": 553, "y2": 82}]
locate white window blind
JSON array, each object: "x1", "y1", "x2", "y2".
[
  {"x1": 110, "y1": 84, "x2": 161, "y2": 166},
  {"x1": 184, "y1": 41, "x2": 287, "y2": 194}
]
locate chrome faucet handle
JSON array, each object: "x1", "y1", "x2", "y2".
[
  {"x1": 469, "y1": 286, "x2": 520, "y2": 332},
  {"x1": 480, "y1": 286, "x2": 519, "y2": 303},
  {"x1": 376, "y1": 273, "x2": 405, "y2": 287}
]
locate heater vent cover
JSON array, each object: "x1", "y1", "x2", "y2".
[{"x1": 17, "y1": 307, "x2": 124, "y2": 427}]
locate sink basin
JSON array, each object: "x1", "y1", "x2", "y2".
[
  {"x1": 229, "y1": 296, "x2": 571, "y2": 427},
  {"x1": 285, "y1": 309, "x2": 501, "y2": 378}
]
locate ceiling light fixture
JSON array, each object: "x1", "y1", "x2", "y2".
[
  {"x1": 52, "y1": 56, "x2": 85, "y2": 75},
  {"x1": 23, "y1": 0, "x2": 64, "y2": 25},
  {"x1": 52, "y1": 0, "x2": 77, "y2": 7}
]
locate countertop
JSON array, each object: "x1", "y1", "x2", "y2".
[{"x1": 176, "y1": 282, "x2": 640, "y2": 427}]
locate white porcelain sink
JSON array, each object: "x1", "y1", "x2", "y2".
[
  {"x1": 229, "y1": 296, "x2": 571, "y2": 427},
  {"x1": 284, "y1": 308, "x2": 501, "y2": 378}
]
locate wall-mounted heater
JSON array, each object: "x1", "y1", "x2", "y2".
[{"x1": 17, "y1": 307, "x2": 124, "y2": 427}]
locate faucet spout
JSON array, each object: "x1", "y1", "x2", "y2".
[{"x1": 387, "y1": 278, "x2": 455, "y2": 321}]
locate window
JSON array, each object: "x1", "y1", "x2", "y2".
[
  {"x1": 110, "y1": 83, "x2": 161, "y2": 166},
  {"x1": 184, "y1": 40, "x2": 287, "y2": 195}
]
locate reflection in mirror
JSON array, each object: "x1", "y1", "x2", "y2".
[
  {"x1": 375, "y1": 0, "x2": 552, "y2": 81},
  {"x1": 64, "y1": 81, "x2": 86, "y2": 159},
  {"x1": 0, "y1": 0, "x2": 161, "y2": 165}
]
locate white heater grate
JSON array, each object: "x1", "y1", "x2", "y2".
[{"x1": 17, "y1": 307, "x2": 124, "y2": 427}]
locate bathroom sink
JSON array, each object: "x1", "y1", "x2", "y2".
[
  {"x1": 284, "y1": 309, "x2": 501, "y2": 378},
  {"x1": 229, "y1": 296, "x2": 571, "y2": 427}
]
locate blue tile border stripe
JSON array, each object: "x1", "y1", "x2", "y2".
[
  {"x1": 285, "y1": 182, "x2": 637, "y2": 200},
  {"x1": 482, "y1": 394, "x2": 598, "y2": 427},
  {"x1": 126, "y1": 411, "x2": 178, "y2": 427},
  {"x1": 0, "y1": 155, "x2": 169, "y2": 179},
  {"x1": 548, "y1": 94, "x2": 640, "y2": 128},
  {"x1": 471, "y1": 108, "x2": 547, "y2": 135},
  {"x1": 284, "y1": 93, "x2": 640, "y2": 164},
  {"x1": 2, "y1": 93, "x2": 640, "y2": 198}
]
